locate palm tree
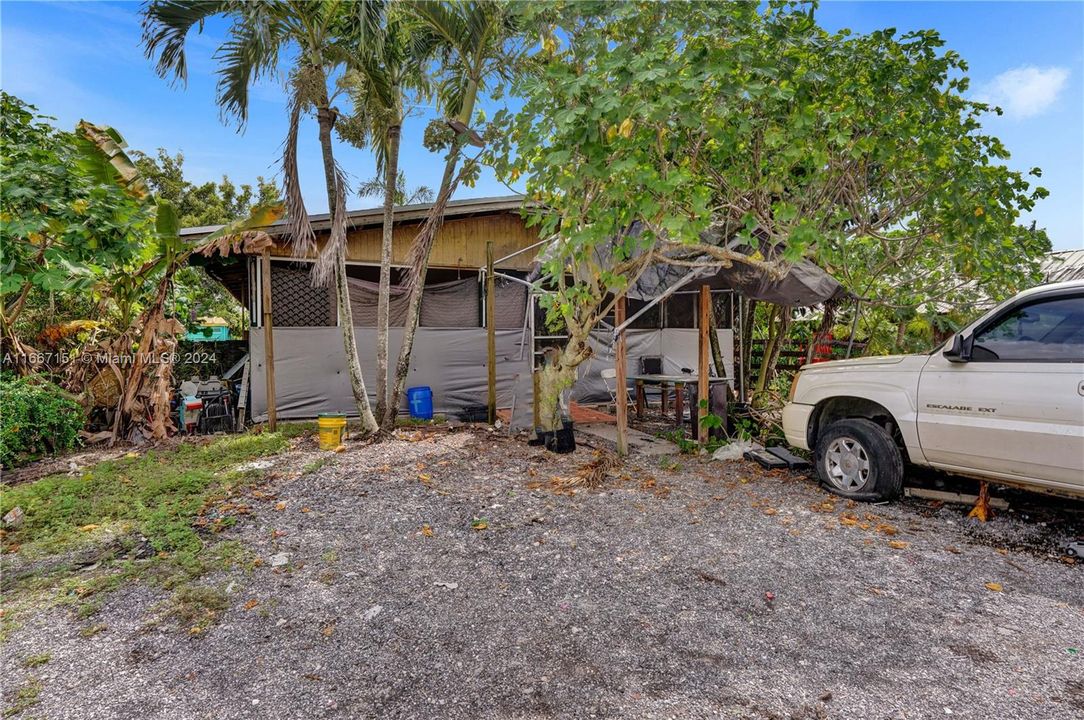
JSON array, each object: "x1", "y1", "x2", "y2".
[
  {"x1": 141, "y1": 0, "x2": 382, "y2": 434},
  {"x1": 384, "y1": 0, "x2": 520, "y2": 430},
  {"x1": 336, "y1": 1, "x2": 433, "y2": 425},
  {"x1": 357, "y1": 172, "x2": 434, "y2": 206}
]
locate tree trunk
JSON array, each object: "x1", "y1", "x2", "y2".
[
  {"x1": 316, "y1": 105, "x2": 378, "y2": 434},
  {"x1": 375, "y1": 123, "x2": 401, "y2": 426},
  {"x1": 536, "y1": 337, "x2": 592, "y2": 431},
  {"x1": 894, "y1": 318, "x2": 907, "y2": 351},
  {"x1": 755, "y1": 304, "x2": 792, "y2": 398},
  {"x1": 707, "y1": 297, "x2": 736, "y2": 403},
  {"x1": 384, "y1": 79, "x2": 480, "y2": 430},
  {"x1": 740, "y1": 298, "x2": 756, "y2": 402}
]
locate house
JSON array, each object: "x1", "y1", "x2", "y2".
[{"x1": 181, "y1": 195, "x2": 741, "y2": 427}]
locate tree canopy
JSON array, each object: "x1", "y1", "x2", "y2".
[
  {"x1": 490, "y1": 1, "x2": 1049, "y2": 316},
  {"x1": 487, "y1": 0, "x2": 1051, "y2": 426}
]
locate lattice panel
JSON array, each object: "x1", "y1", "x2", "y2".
[{"x1": 271, "y1": 265, "x2": 334, "y2": 327}]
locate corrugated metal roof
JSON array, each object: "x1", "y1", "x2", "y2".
[
  {"x1": 179, "y1": 194, "x2": 528, "y2": 239},
  {"x1": 1041, "y1": 249, "x2": 1084, "y2": 283}
]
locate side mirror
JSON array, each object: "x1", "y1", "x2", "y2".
[{"x1": 943, "y1": 333, "x2": 972, "y2": 363}]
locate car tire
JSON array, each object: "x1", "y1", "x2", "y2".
[{"x1": 815, "y1": 418, "x2": 903, "y2": 501}]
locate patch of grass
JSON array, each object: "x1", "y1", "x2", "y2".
[
  {"x1": 79, "y1": 623, "x2": 106, "y2": 639},
  {"x1": 320, "y1": 549, "x2": 339, "y2": 564},
  {"x1": 21, "y1": 653, "x2": 50, "y2": 668},
  {"x1": 302, "y1": 457, "x2": 332, "y2": 475},
  {"x1": 276, "y1": 421, "x2": 316, "y2": 440},
  {"x1": 395, "y1": 414, "x2": 448, "y2": 427},
  {"x1": 3, "y1": 677, "x2": 42, "y2": 717},
  {"x1": 1, "y1": 432, "x2": 288, "y2": 559},
  {"x1": 0, "y1": 431, "x2": 291, "y2": 623},
  {"x1": 164, "y1": 584, "x2": 229, "y2": 635},
  {"x1": 658, "y1": 456, "x2": 683, "y2": 472},
  {"x1": 210, "y1": 540, "x2": 259, "y2": 573}
]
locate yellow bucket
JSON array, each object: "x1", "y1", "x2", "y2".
[{"x1": 317, "y1": 413, "x2": 347, "y2": 450}]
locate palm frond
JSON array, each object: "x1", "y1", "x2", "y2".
[
  {"x1": 310, "y1": 162, "x2": 350, "y2": 287},
  {"x1": 141, "y1": 0, "x2": 232, "y2": 83},
  {"x1": 282, "y1": 93, "x2": 317, "y2": 259},
  {"x1": 214, "y1": 5, "x2": 286, "y2": 124}
]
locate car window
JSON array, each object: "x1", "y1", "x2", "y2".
[{"x1": 972, "y1": 294, "x2": 1084, "y2": 362}]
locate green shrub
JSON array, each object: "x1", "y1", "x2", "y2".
[{"x1": 0, "y1": 375, "x2": 84, "y2": 468}]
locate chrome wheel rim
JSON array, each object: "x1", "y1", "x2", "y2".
[{"x1": 825, "y1": 436, "x2": 871, "y2": 491}]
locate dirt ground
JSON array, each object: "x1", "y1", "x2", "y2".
[{"x1": 2, "y1": 426, "x2": 1082, "y2": 719}]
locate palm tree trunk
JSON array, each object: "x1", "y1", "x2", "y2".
[
  {"x1": 375, "y1": 123, "x2": 401, "y2": 425},
  {"x1": 316, "y1": 105, "x2": 378, "y2": 434},
  {"x1": 384, "y1": 79, "x2": 480, "y2": 430}
]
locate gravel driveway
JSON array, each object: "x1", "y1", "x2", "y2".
[{"x1": 3, "y1": 427, "x2": 1082, "y2": 719}]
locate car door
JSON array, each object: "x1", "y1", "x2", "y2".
[{"x1": 916, "y1": 290, "x2": 1084, "y2": 492}]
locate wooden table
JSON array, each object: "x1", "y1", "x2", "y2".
[{"x1": 629, "y1": 374, "x2": 731, "y2": 422}]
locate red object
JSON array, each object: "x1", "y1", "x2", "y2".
[{"x1": 811, "y1": 332, "x2": 834, "y2": 363}]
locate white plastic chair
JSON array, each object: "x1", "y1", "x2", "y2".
[{"x1": 600, "y1": 367, "x2": 634, "y2": 408}]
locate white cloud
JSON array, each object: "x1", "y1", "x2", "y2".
[{"x1": 977, "y1": 66, "x2": 1070, "y2": 119}]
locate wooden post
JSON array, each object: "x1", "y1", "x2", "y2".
[
  {"x1": 635, "y1": 380, "x2": 645, "y2": 420},
  {"x1": 532, "y1": 370, "x2": 541, "y2": 429},
  {"x1": 698, "y1": 284, "x2": 710, "y2": 443},
  {"x1": 486, "y1": 241, "x2": 497, "y2": 424},
  {"x1": 261, "y1": 250, "x2": 277, "y2": 431},
  {"x1": 614, "y1": 295, "x2": 628, "y2": 456}
]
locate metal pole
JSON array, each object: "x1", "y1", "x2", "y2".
[{"x1": 486, "y1": 241, "x2": 497, "y2": 424}]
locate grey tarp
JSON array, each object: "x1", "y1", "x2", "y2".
[
  {"x1": 344, "y1": 275, "x2": 526, "y2": 329},
  {"x1": 628, "y1": 257, "x2": 847, "y2": 306},
  {"x1": 346, "y1": 277, "x2": 480, "y2": 327},
  {"x1": 270, "y1": 266, "x2": 528, "y2": 329},
  {"x1": 571, "y1": 329, "x2": 734, "y2": 404},
  {"x1": 530, "y1": 222, "x2": 849, "y2": 307},
  {"x1": 249, "y1": 327, "x2": 534, "y2": 428}
]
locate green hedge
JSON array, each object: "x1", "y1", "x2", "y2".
[{"x1": 0, "y1": 376, "x2": 84, "y2": 468}]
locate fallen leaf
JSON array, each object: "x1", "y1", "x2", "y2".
[
  {"x1": 471, "y1": 518, "x2": 488, "y2": 531},
  {"x1": 322, "y1": 623, "x2": 336, "y2": 637},
  {"x1": 274, "y1": 501, "x2": 287, "y2": 512},
  {"x1": 875, "y1": 523, "x2": 898, "y2": 536},
  {"x1": 301, "y1": 507, "x2": 311, "y2": 513},
  {"x1": 244, "y1": 599, "x2": 260, "y2": 611},
  {"x1": 418, "y1": 473, "x2": 431, "y2": 483},
  {"x1": 421, "y1": 524, "x2": 433, "y2": 537},
  {"x1": 888, "y1": 540, "x2": 909, "y2": 550},
  {"x1": 984, "y1": 582, "x2": 1003, "y2": 592},
  {"x1": 333, "y1": 445, "x2": 346, "y2": 453},
  {"x1": 80, "y1": 524, "x2": 99, "y2": 532},
  {"x1": 945, "y1": 545, "x2": 962, "y2": 554},
  {"x1": 763, "y1": 508, "x2": 778, "y2": 516}
]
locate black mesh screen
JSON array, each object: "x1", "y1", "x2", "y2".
[{"x1": 271, "y1": 264, "x2": 335, "y2": 327}]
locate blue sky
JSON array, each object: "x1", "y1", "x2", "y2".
[{"x1": 1, "y1": 1, "x2": 1081, "y2": 250}]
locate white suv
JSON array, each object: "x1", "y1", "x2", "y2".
[{"x1": 783, "y1": 279, "x2": 1084, "y2": 500}]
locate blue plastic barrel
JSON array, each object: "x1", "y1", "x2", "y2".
[{"x1": 406, "y1": 386, "x2": 434, "y2": 420}]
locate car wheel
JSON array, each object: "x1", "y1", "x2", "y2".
[{"x1": 815, "y1": 418, "x2": 903, "y2": 501}]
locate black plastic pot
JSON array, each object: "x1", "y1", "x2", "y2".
[
  {"x1": 550, "y1": 419, "x2": 576, "y2": 453},
  {"x1": 528, "y1": 429, "x2": 553, "y2": 447}
]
